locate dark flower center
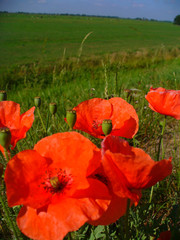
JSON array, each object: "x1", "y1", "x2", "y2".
[
  {"x1": 41, "y1": 169, "x2": 73, "y2": 194},
  {"x1": 93, "y1": 173, "x2": 109, "y2": 186}
]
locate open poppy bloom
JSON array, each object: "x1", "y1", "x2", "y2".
[
  {"x1": 0, "y1": 101, "x2": 35, "y2": 152},
  {"x1": 156, "y1": 231, "x2": 171, "y2": 240},
  {"x1": 71, "y1": 97, "x2": 139, "y2": 139},
  {"x1": 145, "y1": 87, "x2": 180, "y2": 120},
  {"x1": 89, "y1": 135, "x2": 172, "y2": 225},
  {"x1": 5, "y1": 132, "x2": 111, "y2": 240}
]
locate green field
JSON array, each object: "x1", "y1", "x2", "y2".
[{"x1": 0, "y1": 13, "x2": 180, "y2": 69}]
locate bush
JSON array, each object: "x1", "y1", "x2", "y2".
[{"x1": 173, "y1": 15, "x2": 180, "y2": 25}]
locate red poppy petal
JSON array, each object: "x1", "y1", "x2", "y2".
[
  {"x1": 157, "y1": 231, "x2": 171, "y2": 240},
  {"x1": 5, "y1": 150, "x2": 51, "y2": 208},
  {"x1": 17, "y1": 198, "x2": 110, "y2": 240},
  {"x1": 101, "y1": 135, "x2": 131, "y2": 155},
  {"x1": 102, "y1": 136, "x2": 172, "y2": 190},
  {"x1": 20, "y1": 106, "x2": 35, "y2": 128},
  {"x1": 34, "y1": 132, "x2": 101, "y2": 177},
  {"x1": 0, "y1": 101, "x2": 20, "y2": 129},
  {"x1": 145, "y1": 87, "x2": 180, "y2": 119},
  {"x1": 10, "y1": 106, "x2": 35, "y2": 149},
  {"x1": 89, "y1": 195, "x2": 128, "y2": 225},
  {"x1": 72, "y1": 178, "x2": 111, "y2": 200},
  {"x1": 108, "y1": 97, "x2": 139, "y2": 138},
  {"x1": 102, "y1": 151, "x2": 141, "y2": 203},
  {"x1": 74, "y1": 98, "x2": 112, "y2": 138}
]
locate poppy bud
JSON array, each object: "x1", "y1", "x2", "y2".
[
  {"x1": 102, "y1": 119, "x2": 112, "y2": 136},
  {"x1": 34, "y1": 97, "x2": 41, "y2": 107},
  {"x1": 0, "y1": 90, "x2": 7, "y2": 101},
  {"x1": 0, "y1": 127, "x2": 11, "y2": 150},
  {"x1": 66, "y1": 110, "x2": 76, "y2": 130},
  {"x1": 49, "y1": 103, "x2": 57, "y2": 115}
]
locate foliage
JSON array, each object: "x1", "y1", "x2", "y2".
[{"x1": 173, "y1": 15, "x2": 180, "y2": 25}]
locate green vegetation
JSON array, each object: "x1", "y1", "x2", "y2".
[
  {"x1": 0, "y1": 13, "x2": 180, "y2": 70},
  {"x1": 174, "y1": 14, "x2": 180, "y2": 25}
]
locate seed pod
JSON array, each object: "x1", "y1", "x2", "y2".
[
  {"x1": 49, "y1": 103, "x2": 57, "y2": 115},
  {"x1": 102, "y1": 119, "x2": 112, "y2": 136},
  {"x1": 34, "y1": 97, "x2": 41, "y2": 107},
  {"x1": 0, "y1": 90, "x2": 7, "y2": 101},
  {"x1": 0, "y1": 127, "x2": 11, "y2": 150},
  {"x1": 66, "y1": 110, "x2": 76, "y2": 130}
]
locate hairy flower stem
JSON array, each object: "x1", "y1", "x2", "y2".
[
  {"x1": 157, "y1": 116, "x2": 166, "y2": 162},
  {"x1": 37, "y1": 107, "x2": 47, "y2": 135},
  {"x1": 149, "y1": 116, "x2": 166, "y2": 204},
  {"x1": 4, "y1": 148, "x2": 10, "y2": 162},
  {"x1": 125, "y1": 199, "x2": 131, "y2": 240},
  {"x1": 67, "y1": 232, "x2": 73, "y2": 240},
  {"x1": 0, "y1": 184, "x2": 19, "y2": 240},
  {"x1": 104, "y1": 225, "x2": 110, "y2": 240}
]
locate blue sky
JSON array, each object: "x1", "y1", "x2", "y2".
[{"x1": 0, "y1": 0, "x2": 179, "y2": 21}]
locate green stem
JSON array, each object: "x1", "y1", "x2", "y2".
[
  {"x1": 0, "y1": 185, "x2": 19, "y2": 240},
  {"x1": 4, "y1": 148, "x2": 9, "y2": 162},
  {"x1": 46, "y1": 110, "x2": 50, "y2": 134},
  {"x1": 52, "y1": 114, "x2": 56, "y2": 132},
  {"x1": 156, "y1": 116, "x2": 166, "y2": 162},
  {"x1": 150, "y1": 116, "x2": 166, "y2": 204},
  {"x1": 104, "y1": 225, "x2": 110, "y2": 240},
  {"x1": 149, "y1": 186, "x2": 154, "y2": 204},
  {"x1": 37, "y1": 107, "x2": 47, "y2": 135},
  {"x1": 67, "y1": 232, "x2": 73, "y2": 240},
  {"x1": 16, "y1": 142, "x2": 22, "y2": 152},
  {"x1": 125, "y1": 199, "x2": 131, "y2": 240}
]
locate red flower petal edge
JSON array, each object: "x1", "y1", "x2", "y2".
[
  {"x1": 145, "y1": 87, "x2": 180, "y2": 119},
  {"x1": 72, "y1": 97, "x2": 139, "y2": 138}
]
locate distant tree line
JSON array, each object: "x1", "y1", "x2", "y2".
[
  {"x1": 173, "y1": 15, "x2": 180, "y2": 25},
  {"x1": 0, "y1": 11, "x2": 172, "y2": 22}
]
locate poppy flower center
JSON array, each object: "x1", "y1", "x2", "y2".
[
  {"x1": 92, "y1": 120, "x2": 103, "y2": 130},
  {"x1": 41, "y1": 169, "x2": 73, "y2": 194},
  {"x1": 93, "y1": 173, "x2": 109, "y2": 186}
]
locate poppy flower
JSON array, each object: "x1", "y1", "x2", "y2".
[
  {"x1": 156, "y1": 231, "x2": 171, "y2": 240},
  {"x1": 0, "y1": 101, "x2": 35, "y2": 152},
  {"x1": 89, "y1": 135, "x2": 172, "y2": 225},
  {"x1": 145, "y1": 87, "x2": 180, "y2": 120},
  {"x1": 71, "y1": 97, "x2": 139, "y2": 139},
  {"x1": 5, "y1": 132, "x2": 111, "y2": 240}
]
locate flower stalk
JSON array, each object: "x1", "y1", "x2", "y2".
[
  {"x1": 125, "y1": 199, "x2": 131, "y2": 240},
  {"x1": 0, "y1": 184, "x2": 19, "y2": 240},
  {"x1": 37, "y1": 107, "x2": 47, "y2": 135}
]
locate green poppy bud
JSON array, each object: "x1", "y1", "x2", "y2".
[
  {"x1": 34, "y1": 97, "x2": 41, "y2": 107},
  {"x1": 0, "y1": 127, "x2": 11, "y2": 150},
  {"x1": 49, "y1": 103, "x2": 57, "y2": 115},
  {"x1": 66, "y1": 110, "x2": 76, "y2": 130},
  {"x1": 0, "y1": 90, "x2": 7, "y2": 101},
  {"x1": 102, "y1": 119, "x2": 112, "y2": 136}
]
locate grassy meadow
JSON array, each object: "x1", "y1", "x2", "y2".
[{"x1": 0, "y1": 12, "x2": 180, "y2": 240}]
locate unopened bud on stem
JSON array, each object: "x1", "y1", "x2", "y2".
[
  {"x1": 66, "y1": 110, "x2": 76, "y2": 130},
  {"x1": 0, "y1": 91, "x2": 7, "y2": 101},
  {"x1": 49, "y1": 103, "x2": 57, "y2": 115},
  {"x1": 102, "y1": 119, "x2": 112, "y2": 136},
  {"x1": 0, "y1": 127, "x2": 11, "y2": 150},
  {"x1": 34, "y1": 97, "x2": 41, "y2": 107}
]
